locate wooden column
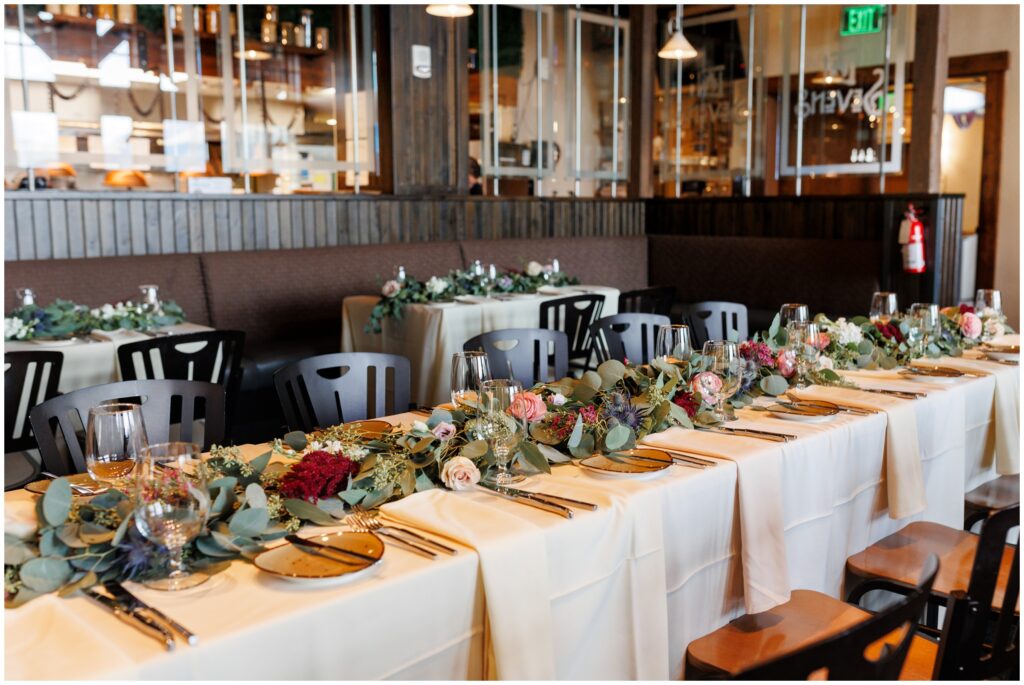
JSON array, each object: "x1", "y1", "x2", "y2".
[
  {"x1": 907, "y1": 5, "x2": 949, "y2": 192},
  {"x1": 628, "y1": 5, "x2": 656, "y2": 198}
]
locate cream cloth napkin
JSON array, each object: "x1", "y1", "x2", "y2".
[
  {"x1": 917, "y1": 356, "x2": 1020, "y2": 475},
  {"x1": 640, "y1": 428, "x2": 790, "y2": 614},
  {"x1": 790, "y1": 382, "x2": 926, "y2": 520},
  {"x1": 381, "y1": 489, "x2": 556, "y2": 680}
]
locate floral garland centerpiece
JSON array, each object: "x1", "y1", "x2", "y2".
[{"x1": 5, "y1": 298, "x2": 186, "y2": 341}]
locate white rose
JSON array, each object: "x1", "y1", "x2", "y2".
[
  {"x1": 5, "y1": 318, "x2": 21, "y2": 340},
  {"x1": 984, "y1": 318, "x2": 1005, "y2": 338},
  {"x1": 426, "y1": 276, "x2": 449, "y2": 296},
  {"x1": 5, "y1": 499, "x2": 38, "y2": 540},
  {"x1": 837, "y1": 318, "x2": 864, "y2": 346},
  {"x1": 381, "y1": 280, "x2": 402, "y2": 298},
  {"x1": 817, "y1": 356, "x2": 834, "y2": 371},
  {"x1": 550, "y1": 393, "x2": 567, "y2": 406},
  {"x1": 100, "y1": 303, "x2": 115, "y2": 318},
  {"x1": 412, "y1": 420, "x2": 430, "y2": 434},
  {"x1": 525, "y1": 261, "x2": 544, "y2": 277},
  {"x1": 979, "y1": 306, "x2": 1000, "y2": 319},
  {"x1": 440, "y1": 456, "x2": 481, "y2": 491}
]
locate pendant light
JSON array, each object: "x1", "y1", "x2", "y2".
[
  {"x1": 658, "y1": 4, "x2": 697, "y2": 60},
  {"x1": 426, "y1": 5, "x2": 473, "y2": 18}
]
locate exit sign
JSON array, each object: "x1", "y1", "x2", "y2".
[{"x1": 841, "y1": 5, "x2": 885, "y2": 36}]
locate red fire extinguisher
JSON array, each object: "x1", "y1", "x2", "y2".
[{"x1": 899, "y1": 204, "x2": 926, "y2": 274}]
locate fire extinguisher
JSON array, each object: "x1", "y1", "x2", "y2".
[{"x1": 898, "y1": 204, "x2": 926, "y2": 274}]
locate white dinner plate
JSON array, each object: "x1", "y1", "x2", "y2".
[
  {"x1": 254, "y1": 531, "x2": 384, "y2": 588},
  {"x1": 453, "y1": 295, "x2": 492, "y2": 305},
  {"x1": 980, "y1": 349, "x2": 1020, "y2": 362}
]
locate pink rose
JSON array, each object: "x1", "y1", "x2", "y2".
[
  {"x1": 431, "y1": 421, "x2": 456, "y2": 441},
  {"x1": 960, "y1": 312, "x2": 982, "y2": 339},
  {"x1": 381, "y1": 280, "x2": 401, "y2": 298},
  {"x1": 509, "y1": 391, "x2": 547, "y2": 423},
  {"x1": 815, "y1": 332, "x2": 831, "y2": 350},
  {"x1": 776, "y1": 349, "x2": 796, "y2": 378},
  {"x1": 440, "y1": 457, "x2": 481, "y2": 491},
  {"x1": 690, "y1": 371, "x2": 723, "y2": 405}
]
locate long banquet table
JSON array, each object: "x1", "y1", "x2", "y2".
[
  {"x1": 4, "y1": 346, "x2": 1019, "y2": 680},
  {"x1": 340, "y1": 286, "x2": 620, "y2": 407}
]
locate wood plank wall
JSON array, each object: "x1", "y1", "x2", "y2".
[{"x1": 3, "y1": 194, "x2": 646, "y2": 260}]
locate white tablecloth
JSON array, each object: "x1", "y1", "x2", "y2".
[
  {"x1": 5, "y1": 323, "x2": 211, "y2": 394},
  {"x1": 340, "y1": 287, "x2": 620, "y2": 407},
  {"x1": 5, "y1": 354, "x2": 1016, "y2": 680}
]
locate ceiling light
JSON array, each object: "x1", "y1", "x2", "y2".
[
  {"x1": 426, "y1": 5, "x2": 473, "y2": 18},
  {"x1": 943, "y1": 85, "x2": 985, "y2": 114},
  {"x1": 234, "y1": 49, "x2": 272, "y2": 62},
  {"x1": 276, "y1": 90, "x2": 287, "y2": 101},
  {"x1": 326, "y1": 118, "x2": 337, "y2": 126},
  {"x1": 658, "y1": 4, "x2": 697, "y2": 60}
]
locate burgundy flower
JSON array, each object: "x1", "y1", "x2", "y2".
[
  {"x1": 672, "y1": 391, "x2": 700, "y2": 418},
  {"x1": 959, "y1": 304, "x2": 975, "y2": 315},
  {"x1": 578, "y1": 405, "x2": 600, "y2": 425},
  {"x1": 874, "y1": 321, "x2": 904, "y2": 344},
  {"x1": 279, "y1": 450, "x2": 360, "y2": 503},
  {"x1": 738, "y1": 341, "x2": 775, "y2": 368}
]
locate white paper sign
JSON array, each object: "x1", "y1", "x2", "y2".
[
  {"x1": 100, "y1": 115, "x2": 134, "y2": 168},
  {"x1": 187, "y1": 177, "x2": 233, "y2": 194},
  {"x1": 162, "y1": 119, "x2": 208, "y2": 172},
  {"x1": 11, "y1": 111, "x2": 58, "y2": 167},
  {"x1": 412, "y1": 45, "x2": 431, "y2": 79}
]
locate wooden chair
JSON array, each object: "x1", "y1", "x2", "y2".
[
  {"x1": 5, "y1": 351, "x2": 63, "y2": 490},
  {"x1": 617, "y1": 286, "x2": 675, "y2": 318},
  {"x1": 464, "y1": 328, "x2": 568, "y2": 389},
  {"x1": 29, "y1": 379, "x2": 225, "y2": 477},
  {"x1": 590, "y1": 313, "x2": 670, "y2": 367},
  {"x1": 539, "y1": 294, "x2": 604, "y2": 374},
  {"x1": 274, "y1": 353, "x2": 411, "y2": 433},
  {"x1": 964, "y1": 475, "x2": 1019, "y2": 531},
  {"x1": 682, "y1": 301, "x2": 749, "y2": 346},
  {"x1": 116, "y1": 330, "x2": 245, "y2": 434},
  {"x1": 686, "y1": 555, "x2": 940, "y2": 680}
]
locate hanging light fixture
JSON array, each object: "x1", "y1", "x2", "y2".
[
  {"x1": 426, "y1": 4, "x2": 474, "y2": 18},
  {"x1": 658, "y1": 4, "x2": 697, "y2": 60}
]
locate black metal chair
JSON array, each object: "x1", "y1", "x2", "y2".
[
  {"x1": 539, "y1": 294, "x2": 604, "y2": 374},
  {"x1": 682, "y1": 301, "x2": 749, "y2": 346},
  {"x1": 29, "y1": 379, "x2": 226, "y2": 477},
  {"x1": 274, "y1": 353, "x2": 411, "y2": 433},
  {"x1": 617, "y1": 286, "x2": 675, "y2": 318},
  {"x1": 464, "y1": 328, "x2": 569, "y2": 388},
  {"x1": 5, "y1": 351, "x2": 63, "y2": 489},
  {"x1": 590, "y1": 313, "x2": 670, "y2": 366},
  {"x1": 117, "y1": 330, "x2": 245, "y2": 434}
]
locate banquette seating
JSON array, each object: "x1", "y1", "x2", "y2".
[{"x1": 5, "y1": 235, "x2": 881, "y2": 442}]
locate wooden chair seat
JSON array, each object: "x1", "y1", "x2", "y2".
[
  {"x1": 685, "y1": 590, "x2": 938, "y2": 679},
  {"x1": 965, "y1": 475, "x2": 1019, "y2": 511},
  {"x1": 846, "y1": 521, "x2": 1018, "y2": 613}
]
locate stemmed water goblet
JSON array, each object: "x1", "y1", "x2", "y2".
[
  {"x1": 702, "y1": 340, "x2": 743, "y2": 422},
  {"x1": 451, "y1": 351, "x2": 492, "y2": 410},
  {"x1": 86, "y1": 402, "x2": 148, "y2": 489},
  {"x1": 655, "y1": 324, "x2": 692, "y2": 365},
  {"x1": 477, "y1": 379, "x2": 525, "y2": 486},
  {"x1": 975, "y1": 289, "x2": 1002, "y2": 318},
  {"x1": 779, "y1": 303, "x2": 809, "y2": 328},
  {"x1": 134, "y1": 442, "x2": 211, "y2": 591},
  {"x1": 869, "y1": 292, "x2": 899, "y2": 324},
  {"x1": 908, "y1": 303, "x2": 940, "y2": 356},
  {"x1": 786, "y1": 321, "x2": 820, "y2": 388}
]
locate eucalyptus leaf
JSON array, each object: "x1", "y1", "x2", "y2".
[
  {"x1": 399, "y1": 467, "x2": 416, "y2": 496},
  {"x1": 411, "y1": 436, "x2": 436, "y2": 453},
  {"x1": 88, "y1": 489, "x2": 126, "y2": 510},
  {"x1": 568, "y1": 433, "x2": 595, "y2": 459},
  {"x1": 283, "y1": 498, "x2": 337, "y2": 526},
  {"x1": 228, "y1": 507, "x2": 270, "y2": 537},
  {"x1": 209, "y1": 476, "x2": 238, "y2": 492},
  {"x1": 668, "y1": 402, "x2": 694, "y2": 429},
  {"x1": 768, "y1": 313, "x2": 781, "y2": 339},
  {"x1": 359, "y1": 485, "x2": 395, "y2": 510},
  {"x1": 567, "y1": 415, "x2": 584, "y2": 448},
  {"x1": 759, "y1": 374, "x2": 790, "y2": 396},
  {"x1": 4, "y1": 534, "x2": 37, "y2": 565},
  {"x1": 111, "y1": 515, "x2": 132, "y2": 546},
  {"x1": 41, "y1": 478, "x2": 72, "y2": 527},
  {"x1": 529, "y1": 422, "x2": 562, "y2": 445},
  {"x1": 19, "y1": 557, "x2": 73, "y2": 593},
  {"x1": 283, "y1": 430, "x2": 308, "y2": 451},
  {"x1": 605, "y1": 424, "x2": 631, "y2": 451},
  {"x1": 857, "y1": 339, "x2": 875, "y2": 355},
  {"x1": 339, "y1": 488, "x2": 369, "y2": 506},
  {"x1": 878, "y1": 355, "x2": 898, "y2": 370},
  {"x1": 415, "y1": 471, "x2": 436, "y2": 492},
  {"x1": 573, "y1": 382, "x2": 598, "y2": 402},
  {"x1": 536, "y1": 443, "x2": 571, "y2": 463},
  {"x1": 78, "y1": 522, "x2": 115, "y2": 545},
  {"x1": 57, "y1": 571, "x2": 98, "y2": 597},
  {"x1": 597, "y1": 359, "x2": 626, "y2": 386},
  {"x1": 316, "y1": 497, "x2": 347, "y2": 519},
  {"x1": 460, "y1": 440, "x2": 488, "y2": 460},
  {"x1": 244, "y1": 483, "x2": 268, "y2": 510},
  {"x1": 580, "y1": 370, "x2": 603, "y2": 390},
  {"x1": 196, "y1": 535, "x2": 238, "y2": 558},
  {"x1": 248, "y1": 451, "x2": 273, "y2": 474},
  {"x1": 39, "y1": 529, "x2": 70, "y2": 558},
  {"x1": 518, "y1": 442, "x2": 552, "y2": 473},
  {"x1": 427, "y1": 409, "x2": 453, "y2": 428}
]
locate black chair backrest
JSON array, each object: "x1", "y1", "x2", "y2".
[
  {"x1": 683, "y1": 301, "x2": 749, "y2": 346},
  {"x1": 737, "y1": 555, "x2": 940, "y2": 680},
  {"x1": 935, "y1": 505, "x2": 1020, "y2": 680},
  {"x1": 464, "y1": 328, "x2": 569, "y2": 388},
  {"x1": 117, "y1": 330, "x2": 245, "y2": 388},
  {"x1": 28, "y1": 379, "x2": 225, "y2": 476},
  {"x1": 590, "y1": 313, "x2": 671, "y2": 367},
  {"x1": 618, "y1": 286, "x2": 675, "y2": 318},
  {"x1": 539, "y1": 294, "x2": 604, "y2": 367},
  {"x1": 274, "y1": 353, "x2": 411, "y2": 433},
  {"x1": 5, "y1": 351, "x2": 63, "y2": 452}
]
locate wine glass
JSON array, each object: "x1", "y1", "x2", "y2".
[
  {"x1": 139, "y1": 284, "x2": 160, "y2": 311},
  {"x1": 779, "y1": 303, "x2": 809, "y2": 328},
  {"x1": 86, "y1": 402, "x2": 148, "y2": 489},
  {"x1": 477, "y1": 379, "x2": 525, "y2": 485},
  {"x1": 869, "y1": 292, "x2": 899, "y2": 324},
  {"x1": 702, "y1": 340, "x2": 743, "y2": 422},
  {"x1": 909, "y1": 303, "x2": 940, "y2": 353},
  {"x1": 786, "y1": 321, "x2": 820, "y2": 388},
  {"x1": 975, "y1": 289, "x2": 1002, "y2": 317},
  {"x1": 451, "y1": 351, "x2": 492, "y2": 409},
  {"x1": 134, "y1": 442, "x2": 211, "y2": 591},
  {"x1": 655, "y1": 324, "x2": 692, "y2": 365}
]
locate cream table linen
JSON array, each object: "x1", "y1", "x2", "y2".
[
  {"x1": 340, "y1": 287, "x2": 619, "y2": 407},
  {"x1": 5, "y1": 323, "x2": 211, "y2": 393}
]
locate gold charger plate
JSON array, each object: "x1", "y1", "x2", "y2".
[
  {"x1": 254, "y1": 531, "x2": 385, "y2": 587},
  {"x1": 346, "y1": 419, "x2": 392, "y2": 439},
  {"x1": 768, "y1": 399, "x2": 840, "y2": 423},
  {"x1": 24, "y1": 473, "x2": 107, "y2": 496},
  {"x1": 899, "y1": 366, "x2": 964, "y2": 383},
  {"x1": 578, "y1": 448, "x2": 673, "y2": 480}
]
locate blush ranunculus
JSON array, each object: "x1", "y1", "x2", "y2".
[
  {"x1": 815, "y1": 332, "x2": 831, "y2": 350},
  {"x1": 509, "y1": 391, "x2": 547, "y2": 422},
  {"x1": 690, "y1": 371, "x2": 723, "y2": 405},
  {"x1": 381, "y1": 280, "x2": 401, "y2": 297},
  {"x1": 776, "y1": 349, "x2": 797, "y2": 378},
  {"x1": 959, "y1": 312, "x2": 982, "y2": 339},
  {"x1": 431, "y1": 421, "x2": 456, "y2": 440},
  {"x1": 441, "y1": 456, "x2": 481, "y2": 491}
]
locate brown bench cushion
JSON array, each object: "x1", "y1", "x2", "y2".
[
  {"x1": 200, "y1": 241, "x2": 465, "y2": 348},
  {"x1": 459, "y1": 236, "x2": 649, "y2": 292},
  {"x1": 3, "y1": 254, "x2": 210, "y2": 325},
  {"x1": 648, "y1": 235, "x2": 881, "y2": 325}
]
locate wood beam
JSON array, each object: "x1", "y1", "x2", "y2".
[
  {"x1": 976, "y1": 68, "x2": 1004, "y2": 288},
  {"x1": 628, "y1": 5, "x2": 656, "y2": 198},
  {"x1": 907, "y1": 5, "x2": 949, "y2": 193}
]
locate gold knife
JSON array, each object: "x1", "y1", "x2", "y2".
[{"x1": 476, "y1": 485, "x2": 573, "y2": 518}]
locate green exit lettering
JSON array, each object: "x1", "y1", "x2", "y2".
[{"x1": 841, "y1": 5, "x2": 885, "y2": 36}]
